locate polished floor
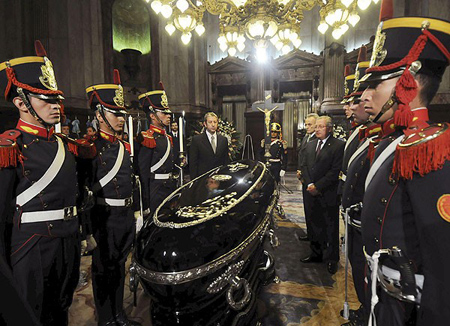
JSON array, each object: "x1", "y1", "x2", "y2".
[{"x1": 69, "y1": 172, "x2": 360, "y2": 325}]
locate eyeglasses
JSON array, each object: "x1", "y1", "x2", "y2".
[{"x1": 316, "y1": 125, "x2": 327, "y2": 129}]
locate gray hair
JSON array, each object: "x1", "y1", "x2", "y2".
[
  {"x1": 203, "y1": 112, "x2": 218, "y2": 123},
  {"x1": 306, "y1": 113, "x2": 319, "y2": 120},
  {"x1": 317, "y1": 115, "x2": 333, "y2": 128}
]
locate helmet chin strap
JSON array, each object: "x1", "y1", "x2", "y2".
[
  {"x1": 97, "y1": 104, "x2": 120, "y2": 136},
  {"x1": 370, "y1": 89, "x2": 397, "y2": 124},
  {"x1": 151, "y1": 109, "x2": 167, "y2": 129},
  {"x1": 17, "y1": 87, "x2": 53, "y2": 131}
]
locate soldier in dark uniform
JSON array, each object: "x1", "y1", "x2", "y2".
[
  {"x1": 85, "y1": 70, "x2": 141, "y2": 326},
  {"x1": 340, "y1": 45, "x2": 382, "y2": 326},
  {"x1": 360, "y1": 2, "x2": 450, "y2": 325},
  {"x1": 260, "y1": 122, "x2": 287, "y2": 183},
  {"x1": 136, "y1": 84, "x2": 175, "y2": 218},
  {"x1": 0, "y1": 41, "x2": 96, "y2": 325},
  {"x1": 338, "y1": 64, "x2": 363, "y2": 196}
]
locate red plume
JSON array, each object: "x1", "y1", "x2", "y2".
[
  {"x1": 158, "y1": 81, "x2": 165, "y2": 90},
  {"x1": 35, "y1": 40, "x2": 47, "y2": 57},
  {"x1": 344, "y1": 64, "x2": 352, "y2": 77},
  {"x1": 380, "y1": 0, "x2": 393, "y2": 22},
  {"x1": 357, "y1": 45, "x2": 367, "y2": 63},
  {"x1": 113, "y1": 69, "x2": 121, "y2": 85}
]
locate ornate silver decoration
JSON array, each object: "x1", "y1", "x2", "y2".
[
  {"x1": 153, "y1": 162, "x2": 266, "y2": 229},
  {"x1": 176, "y1": 192, "x2": 238, "y2": 219},
  {"x1": 269, "y1": 229, "x2": 279, "y2": 248},
  {"x1": 207, "y1": 260, "x2": 245, "y2": 294},
  {"x1": 133, "y1": 189, "x2": 279, "y2": 285},
  {"x1": 227, "y1": 162, "x2": 249, "y2": 172},
  {"x1": 212, "y1": 174, "x2": 232, "y2": 181},
  {"x1": 226, "y1": 277, "x2": 251, "y2": 311}
]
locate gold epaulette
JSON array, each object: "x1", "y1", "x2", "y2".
[
  {"x1": 393, "y1": 123, "x2": 450, "y2": 179},
  {"x1": 0, "y1": 130, "x2": 23, "y2": 168},
  {"x1": 281, "y1": 139, "x2": 288, "y2": 149}
]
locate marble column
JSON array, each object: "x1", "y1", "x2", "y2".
[{"x1": 320, "y1": 38, "x2": 345, "y2": 115}]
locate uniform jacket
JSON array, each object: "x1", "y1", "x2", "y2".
[
  {"x1": 260, "y1": 138, "x2": 288, "y2": 170},
  {"x1": 0, "y1": 120, "x2": 95, "y2": 264},
  {"x1": 361, "y1": 113, "x2": 450, "y2": 325},
  {"x1": 86, "y1": 131, "x2": 134, "y2": 203},
  {"x1": 341, "y1": 124, "x2": 381, "y2": 210},
  {"x1": 189, "y1": 131, "x2": 229, "y2": 179},
  {"x1": 338, "y1": 125, "x2": 363, "y2": 195},
  {"x1": 136, "y1": 124, "x2": 174, "y2": 211}
]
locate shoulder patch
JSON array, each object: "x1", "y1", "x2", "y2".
[
  {"x1": 0, "y1": 130, "x2": 24, "y2": 168},
  {"x1": 393, "y1": 123, "x2": 450, "y2": 179},
  {"x1": 437, "y1": 194, "x2": 450, "y2": 223}
]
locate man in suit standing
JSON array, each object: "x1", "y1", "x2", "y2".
[
  {"x1": 296, "y1": 113, "x2": 318, "y2": 241},
  {"x1": 170, "y1": 120, "x2": 181, "y2": 166},
  {"x1": 189, "y1": 112, "x2": 229, "y2": 179},
  {"x1": 300, "y1": 116, "x2": 345, "y2": 274}
]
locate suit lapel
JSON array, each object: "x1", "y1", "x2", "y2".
[{"x1": 315, "y1": 137, "x2": 333, "y2": 161}]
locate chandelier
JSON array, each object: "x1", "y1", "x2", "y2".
[
  {"x1": 318, "y1": 0, "x2": 379, "y2": 39},
  {"x1": 146, "y1": 0, "x2": 378, "y2": 57}
]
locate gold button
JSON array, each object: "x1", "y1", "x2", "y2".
[{"x1": 381, "y1": 198, "x2": 387, "y2": 204}]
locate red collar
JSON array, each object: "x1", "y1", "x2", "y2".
[
  {"x1": 381, "y1": 108, "x2": 430, "y2": 137},
  {"x1": 99, "y1": 130, "x2": 118, "y2": 143},
  {"x1": 409, "y1": 107, "x2": 429, "y2": 125},
  {"x1": 150, "y1": 124, "x2": 166, "y2": 135},
  {"x1": 381, "y1": 118, "x2": 396, "y2": 137},
  {"x1": 16, "y1": 119, "x2": 54, "y2": 139},
  {"x1": 365, "y1": 124, "x2": 382, "y2": 138}
]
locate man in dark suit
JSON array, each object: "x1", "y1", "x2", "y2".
[
  {"x1": 296, "y1": 113, "x2": 318, "y2": 241},
  {"x1": 300, "y1": 116, "x2": 345, "y2": 274},
  {"x1": 170, "y1": 120, "x2": 184, "y2": 165},
  {"x1": 297, "y1": 113, "x2": 319, "y2": 168},
  {"x1": 189, "y1": 112, "x2": 229, "y2": 179}
]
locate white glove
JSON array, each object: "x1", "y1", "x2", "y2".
[
  {"x1": 135, "y1": 211, "x2": 144, "y2": 234},
  {"x1": 85, "y1": 234, "x2": 97, "y2": 252},
  {"x1": 280, "y1": 170, "x2": 286, "y2": 177}
]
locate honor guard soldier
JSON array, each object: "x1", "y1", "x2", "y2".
[
  {"x1": 136, "y1": 83, "x2": 175, "y2": 218},
  {"x1": 260, "y1": 122, "x2": 287, "y2": 183},
  {"x1": 0, "y1": 41, "x2": 96, "y2": 325},
  {"x1": 85, "y1": 70, "x2": 141, "y2": 326},
  {"x1": 360, "y1": 1, "x2": 450, "y2": 325},
  {"x1": 340, "y1": 45, "x2": 381, "y2": 326},
  {"x1": 338, "y1": 64, "x2": 363, "y2": 195}
]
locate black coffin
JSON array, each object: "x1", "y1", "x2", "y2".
[{"x1": 132, "y1": 160, "x2": 279, "y2": 326}]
